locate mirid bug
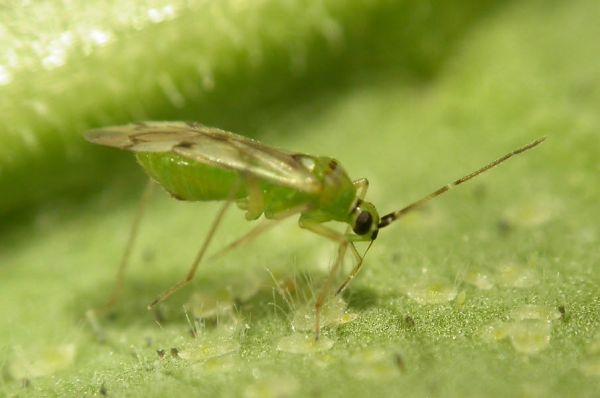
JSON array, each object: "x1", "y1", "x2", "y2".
[{"x1": 85, "y1": 121, "x2": 545, "y2": 339}]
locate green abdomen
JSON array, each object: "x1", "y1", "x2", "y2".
[{"x1": 136, "y1": 152, "x2": 247, "y2": 201}]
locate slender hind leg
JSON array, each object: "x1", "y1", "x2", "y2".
[
  {"x1": 86, "y1": 179, "x2": 155, "y2": 341},
  {"x1": 146, "y1": 179, "x2": 308, "y2": 308},
  {"x1": 148, "y1": 182, "x2": 241, "y2": 309},
  {"x1": 97, "y1": 179, "x2": 155, "y2": 313}
]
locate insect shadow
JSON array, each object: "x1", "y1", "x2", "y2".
[
  {"x1": 72, "y1": 277, "x2": 182, "y2": 327},
  {"x1": 341, "y1": 285, "x2": 380, "y2": 311},
  {"x1": 73, "y1": 266, "x2": 361, "y2": 331}
]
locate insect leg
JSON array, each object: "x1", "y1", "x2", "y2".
[
  {"x1": 298, "y1": 220, "x2": 361, "y2": 340},
  {"x1": 334, "y1": 240, "x2": 373, "y2": 296},
  {"x1": 98, "y1": 179, "x2": 155, "y2": 313},
  {"x1": 330, "y1": 177, "x2": 370, "y2": 278},
  {"x1": 243, "y1": 174, "x2": 265, "y2": 220},
  {"x1": 300, "y1": 180, "x2": 370, "y2": 339},
  {"x1": 210, "y1": 171, "x2": 308, "y2": 258},
  {"x1": 209, "y1": 204, "x2": 310, "y2": 260},
  {"x1": 328, "y1": 177, "x2": 373, "y2": 294},
  {"x1": 148, "y1": 182, "x2": 241, "y2": 309}
]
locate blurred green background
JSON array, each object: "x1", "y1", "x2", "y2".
[{"x1": 1, "y1": 0, "x2": 599, "y2": 396}]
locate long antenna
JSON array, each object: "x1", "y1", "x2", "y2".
[{"x1": 378, "y1": 137, "x2": 546, "y2": 228}]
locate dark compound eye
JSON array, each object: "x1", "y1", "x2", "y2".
[{"x1": 353, "y1": 211, "x2": 373, "y2": 235}]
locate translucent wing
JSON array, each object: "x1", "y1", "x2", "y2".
[{"x1": 85, "y1": 122, "x2": 321, "y2": 193}]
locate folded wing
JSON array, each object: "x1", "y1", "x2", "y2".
[{"x1": 85, "y1": 122, "x2": 321, "y2": 193}]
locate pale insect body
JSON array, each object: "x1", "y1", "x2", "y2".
[{"x1": 85, "y1": 121, "x2": 545, "y2": 339}]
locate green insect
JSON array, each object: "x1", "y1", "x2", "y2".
[{"x1": 86, "y1": 121, "x2": 545, "y2": 339}]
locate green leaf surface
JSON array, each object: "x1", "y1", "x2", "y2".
[{"x1": 1, "y1": 0, "x2": 600, "y2": 396}]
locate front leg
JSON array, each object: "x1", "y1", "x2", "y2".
[
  {"x1": 298, "y1": 217, "x2": 362, "y2": 340},
  {"x1": 327, "y1": 178, "x2": 370, "y2": 279},
  {"x1": 337, "y1": 178, "x2": 370, "y2": 263},
  {"x1": 148, "y1": 181, "x2": 241, "y2": 308}
]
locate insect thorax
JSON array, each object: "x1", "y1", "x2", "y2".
[{"x1": 295, "y1": 156, "x2": 357, "y2": 223}]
